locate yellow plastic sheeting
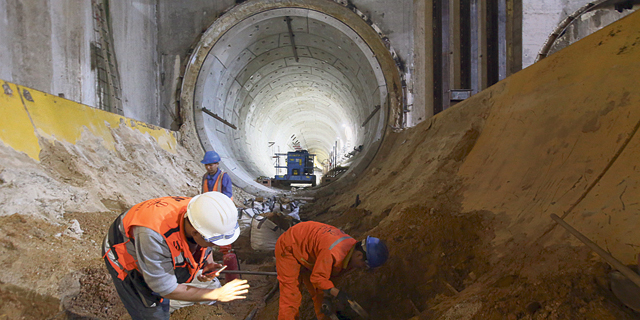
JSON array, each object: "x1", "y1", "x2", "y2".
[
  {"x1": 0, "y1": 82, "x2": 41, "y2": 159},
  {"x1": 21, "y1": 86, "x2": 122, "y2": 152},
  {"x1": 0, "y1": 80, "x2": 177, "y2": 161},
  {"x1": 126, "y1": 119, "x2": 178, "y2": 153}
]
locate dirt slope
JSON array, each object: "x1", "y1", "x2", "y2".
[{"x1": 264, "y1": 10, "x2": 640, "y2": 320}]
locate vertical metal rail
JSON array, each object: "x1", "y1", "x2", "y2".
[
  {"x1": 470, "y1": 0, "x2": 479, "y2": 94},
  {"x1": 441, "y1": 0, "x2": 451, "y2": 111},
  {"x1": 497, "y1": 0, "x2": 507, "y2": 81},
  {"x1": 92, "y1": 0, "x2": 123, "y2": 115}
]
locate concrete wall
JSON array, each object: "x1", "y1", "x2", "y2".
[
  {"x1": 548, "y1": 7, "x2": 637, "y2": 56},
  {"x1": 2, "y1": 0, "x2": 630, "y2": 130},
  {"x1": 0, "y1": 0, "x2": 236, "y2": 130},
  {"x1": 0, "y1": 0, "x2": 95, "y2": 106},
  {"x1": 156, "y1": 0, "x2": 235, "y2": 130},
  {"x1": 522, "y1": 0, "x2": 592, "y2": 68},
  {"x1": 351, "y1": 0, "x2": 414, "y2": 69},
  {"x1": 109, "y1": 0, "x2": 161, "y2": 125}
]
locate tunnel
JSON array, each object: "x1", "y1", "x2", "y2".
[
  {"x1": 1, "y1": 0, "x2": 640, "y2": 319},
  {"x1": 179, "y1": 0, "x2": 402, "y2": 193}
]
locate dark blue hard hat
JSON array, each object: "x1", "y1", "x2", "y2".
[
  {"x1": 201, "y1": 151, "x2": 221, "y2": 164},
  {"x1": 364, "y1": 236, "x2": 389, "y2": 269}
]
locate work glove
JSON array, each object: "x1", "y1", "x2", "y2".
[{"x1": 336, "y1": 290, "x2": 351, "y2": 306}]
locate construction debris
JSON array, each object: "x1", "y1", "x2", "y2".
[{"x1": 240, "y1": 195, "x2": 307, "y2": 251}]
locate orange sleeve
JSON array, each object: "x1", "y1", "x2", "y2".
[{"x1": 309, "y1": 249, "x2": 336, "y2": 291}]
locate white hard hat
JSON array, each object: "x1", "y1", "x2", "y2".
[{"x1": 186, "y1": 192, "x2": 239, "y2": 246}]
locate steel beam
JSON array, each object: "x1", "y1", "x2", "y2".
[{"x1": 201, "y1": 107, "x2": 237, "y2": 130}]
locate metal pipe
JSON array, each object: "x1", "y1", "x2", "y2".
[
  {"x1": 201, "y1": 107, "x2": 237, "y2": 129},
  {"x1": 550, "y1": 214, "x2": 640, "y2": 288},
  {"x1": 361, "y1": 105, "x2": 381, "y2": 127},
  {"x1": 220, "y1": 270, "x2": 277, "y2": 276},
  {"x1": 285, "y1": 16, "x2": 299, "y2": 62}
]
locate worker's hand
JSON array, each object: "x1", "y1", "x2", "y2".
[
  {"x1": 209, "y1": 279, "x2": 250, "y2": 302},
  {"x1": 198, "y1": 263, "x2": 225, "y2": 282},
  {"x1": 335, "y1": 289, "x2": 351, "y2": 306}
]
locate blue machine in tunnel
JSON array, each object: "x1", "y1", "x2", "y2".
[{"x1": 274, "y1": 150, "x2": 316, "y2": 187}]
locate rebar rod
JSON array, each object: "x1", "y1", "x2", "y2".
[
  {"x1": 220, "y1": 270, "x2": 277, "y2": 276},
  {"x1": 550, "y1": 214, "x2": 640, "y2": 288}
]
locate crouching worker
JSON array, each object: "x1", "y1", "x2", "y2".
[
  {"x1": 102, "y1": 192, "x2": 249, "y2": 319},
  {"x1": 275, "y1": 221, "x2": 388, "y2": 320}
]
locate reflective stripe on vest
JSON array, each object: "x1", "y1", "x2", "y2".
[
  {"x1": 329, "y1": 236, "x2": 351, "y2": 250},
  {"x1": 202, "y1": 170, "x2": 224, "y2": 194}
]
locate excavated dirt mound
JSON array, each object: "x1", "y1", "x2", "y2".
[{"x1": 255, "y1": 10, "x2": 640, "y2": 320}]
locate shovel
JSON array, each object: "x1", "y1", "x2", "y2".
[{"x1": 346, "y1": 299, "x2": 370, "y2": 319}]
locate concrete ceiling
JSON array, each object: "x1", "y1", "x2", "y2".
[{"x1": 182, "y1": 1, "x2": 401, "y2": 193}]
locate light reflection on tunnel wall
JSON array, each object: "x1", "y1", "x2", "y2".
[{"x1": 193, "y1": 6, "x2": 389, "y2": 191}]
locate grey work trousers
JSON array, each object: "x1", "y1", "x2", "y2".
[{"x1": 104, "y1": 258, "x2": 170, "y2": 320}]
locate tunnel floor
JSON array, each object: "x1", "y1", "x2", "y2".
[{"x1": 0, "y1": 196, "x2": 636, "y2": 319}]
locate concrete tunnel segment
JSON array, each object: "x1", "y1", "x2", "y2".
[{"x1": 179, "y1": 0, "x2": 403, "y2": 195}]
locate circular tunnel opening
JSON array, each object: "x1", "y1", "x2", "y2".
[{"x1": 181, "y1": 0, "x2": 402, "y2": 194}]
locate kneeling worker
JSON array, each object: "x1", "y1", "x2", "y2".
[
  {"x1": 103, "y1": 192, "x2": 249, "y2": 319},
  {"x1": 275, "y1": 221, "x2": 389, "y2": 319}
]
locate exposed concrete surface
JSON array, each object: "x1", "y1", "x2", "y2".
[
  {"x1": 351, "y1": 0, "x2": 414, "y2": 70},
  {"x1": 522, "y1": 0, "x2": 595, "y2": 68},
  {"x1": 2, "y1": 0, "x2": 54, "y2": 93},
  {"x1": 49, "y1": 1, "x2": 94, "y2": 105},
  {"x1": 0, "y1": 0, "x2": 235, "y2": 129},
  {"x1": 548, "y1": 6, "x2": 637, "y2": 56},
  {"x1": 156, "y1": 0, "x2": 235, "y2": 130},
  {"x1": 179, "y1": 0, "x2": 403, "y2": 193},
  {"x1": 109, "y1": 0, "x2": 160, "y2": 124}
]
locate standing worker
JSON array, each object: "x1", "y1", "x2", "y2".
[
  {"x1": 200, "y1": 150, "x2": 240, "y2": 281},
  {"x1": 102, "y1": 192, "x2": 249, "y2": 319},
  {"x1": 275, "y1": 221, "x2": 389, "y2": 319},
  {"x1": 201, "y1": 151, "x2": 232, "y2": 199}
]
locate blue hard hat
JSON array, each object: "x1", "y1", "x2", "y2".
[
  {"x1": 364, "y1": 236, "x2": 388, "y2": 269},
  {"x1": 201, "y1": 151, "x2": 221, "y2": 164}
]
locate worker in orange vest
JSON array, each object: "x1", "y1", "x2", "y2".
[
  {"x1": 275, "y1": 221, "x2": 389, "y2": 319},
  {"x1": 102, "y1": 192, "x2": 249, "y2": 319},
  {"x1": 201, "y1": 151, "x2": 232, "y2": 198}
]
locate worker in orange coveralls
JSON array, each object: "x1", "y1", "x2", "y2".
[{"x1": 275, "y1": 221, "x2": 389, "y2": 319}]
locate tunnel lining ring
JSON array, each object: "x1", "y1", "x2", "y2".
[{"x1": 180, "y1": 0, "x2": 403, "y2": 195}]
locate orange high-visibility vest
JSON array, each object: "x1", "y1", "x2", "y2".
[
  {"x1": 202, "y1": 170, "x2": 233, "y2": 200},
  {"x1": 103, "y1": 196, "x2": 209, "y2": 293},
  {"x1": 202, "y1": 170, "x2": 224, "y2": 194}
]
